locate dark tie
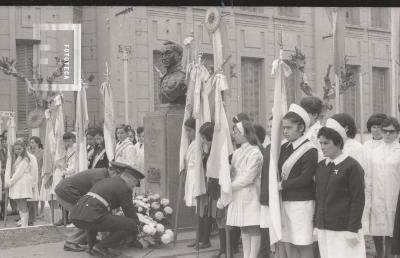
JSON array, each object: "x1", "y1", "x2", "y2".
[
  {"x1": 287, "y1": 143, "x2": 293, "y2": 152},
  {"x1": 328, "y1": 162, "x2": 335, "y2": 170}
]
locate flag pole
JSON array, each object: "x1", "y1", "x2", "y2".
[
  {"x1": 122, "y1": 50, "x2": 129, "y2": 124},
  {"x1": 359, "y1": 71, "x2": 364, "y2": 143}
]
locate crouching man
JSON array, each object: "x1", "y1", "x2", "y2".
[
  {"x1": 55, "y1": 161, "x2": 124, "y2": 252},
  {"x1": 70, "y1": 162, "x2": 144, "y2": 257}
]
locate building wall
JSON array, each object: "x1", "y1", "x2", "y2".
[{"x1": 0, "y1": 6, "x2": 396, "y2": 135}]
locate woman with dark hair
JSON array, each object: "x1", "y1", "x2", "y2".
[
  {"x1": 314, "y1": 118, "x2": 365, "y2": 258},
  {"x1": 277, "y1": 104, "x2": 318, "y2": 258},
  {"x1": 226, "y1": 120, "x2": 263, "y2": 258},
  {"x1": 90, "y1": 128, "x2": 109, "y2": 169},
  {"x1": 330, "y1": 113, "x2": 371, "y2": 235},
  {"x1": 29, "y1": 136, "x2": 44, "y2": 220},
  {"x1": 364, "y1": 113, "x2": 387, "y2": 150},
  {"x1": 5, "y1": 139, "x2": 38, "y2": 227},
  {"x1": 114, "y1": 124, "x2": 136, "y2": 168},
  {"x1": 370, "y1": 117, "x2": 400, "y2": 258}
]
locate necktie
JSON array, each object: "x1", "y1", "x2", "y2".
[{"x1": 287, "y1": 143, "x2": 293, "y2": 152}]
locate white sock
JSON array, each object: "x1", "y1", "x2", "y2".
[
  {"x1": 241, "y1": 233, "x2": 251, "y2": 258},
  {"x1": 249, "y1": 233, "x2": 261, "y2": 258},
  {"x1": 20, "y1": 212, "x2": 29, "y2": 227}
]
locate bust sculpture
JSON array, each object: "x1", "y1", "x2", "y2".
[{"x1": 159, "y1": 41, "x2": 187, "y2": 105}]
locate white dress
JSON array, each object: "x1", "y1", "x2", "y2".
[
  {"x1": 370, "y1": 141, "x2": 400, "y2": 236},
  {"x1": 26, "y1": 153, "x2": 39, "y2": 202},
  {"x1": 8, "y1": 156, "x2": 33, "y2": 200},
  {"x1": 114, "y1": 138, "x2": 136, "y2": 168},
  {"x1": 226, "y1": 143, "x2": 263, "y2": 227},
  {"x1": 343, "y1": 138, "x2": 371, "y2": 234},
  {"x1": 184, "y1": 141, "x2": 197, "y2": 207}
]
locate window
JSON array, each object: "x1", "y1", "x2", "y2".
[
  {"x1": 278, "y1": 7, "x2": 300, "y2": 18},
  {"x1": 372, "y1": 67, "x2": 390, "y2": 114},
  {"x1": 238, "y1": 7, "x2": 264, "y2": 13},
  {"x1": 342, "y1": 65, "x2": 361, "y2": 129},
  {"x1": 16, "y1": 41, "x2": 36, "y2": 131},
  {"x1": 345, "y1": 8, "x2": 360, "y2": 25},
  {"x1": 241, "y1": 57, "x2": 263, "y2": 123},
  {"x1": 371, "y1": 8, "x2": 389, "y2": 28}
]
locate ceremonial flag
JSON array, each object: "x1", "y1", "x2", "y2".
[
  {"x1": 269, "y1": 50, "x2": 292, "y2": 245},
  {"x1": 207, "y1": 74, "x2": 234, "y2": 206},
  {"x1": 391, "y1": 8, "x2": 400, "y2": 117},
  {"x1": 4, "y1": 115, "x2": 16, "y2": 185},
  {"x1": 100, "y1": 76, "x2": 116, "y2": 161},
  {"x1": 53, "y1": 94, "x2": 66, "y2": 173},
  {"x1": 75, "y1": 83, "x2": 89, "y2": 173}
]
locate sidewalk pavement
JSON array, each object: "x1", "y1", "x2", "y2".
[{"x1": 0, "y1": 230, "x2": 223, "y2": 258}]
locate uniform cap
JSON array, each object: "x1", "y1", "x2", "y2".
[
  {"x1": 325, "y1": 118, "x2": 347, "y2": 141},
  {"x1": 288, "y1": 104, "x2": 310, "y2": 129},
  {"x1": 109, "y1": 161, "x2": 145, "y2": 180}
]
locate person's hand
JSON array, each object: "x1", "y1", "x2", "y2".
[
  {"x1": 278, "y1": 182, "x2": 282, "y2": 191},
  {"x1": 346, "y1": 231, "x2": 359, "y2": 246},
  {"x1": 216, "y1": 198, "x2": 225, "y2": 210}
]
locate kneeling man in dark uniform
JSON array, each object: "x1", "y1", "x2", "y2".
[{"x1": 71, "y1": 162, "x2": 144, "y2": 257}]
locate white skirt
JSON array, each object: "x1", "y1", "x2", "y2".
[
  {"x1": 9, "y1": 174, "x2": 33, "y2": 200},
  {"x1": 226, "y1": 187, "x2": 261, "y2": 227},
  {"x1": 317, "y1": 229, "x2": 366, "y2": 258},
  {"x1": 260, "y1": 205, "x2": 271, "y2": 228},
  {"x1": 281, "y1": 200, "x2": 315, "y2": 245}
]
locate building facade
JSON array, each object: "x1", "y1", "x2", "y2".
[{"x1": 0, "y1": 6, "x2": 396, "y2": 135}]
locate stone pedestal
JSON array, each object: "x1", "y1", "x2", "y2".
[{"x1": 144, "y1": 104, "x2": 195, "y2": 228}]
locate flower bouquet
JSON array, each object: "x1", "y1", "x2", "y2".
[{"x1": 133, "y1": 194, "x2": 174, "y2": 248}]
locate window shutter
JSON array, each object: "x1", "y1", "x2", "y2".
[
  {"x1": 16, "y1": 42, "x2": 35, "y2": 133},
  {"x1": 372, "y1": 67, "x2": 389, "y2": 114},
  {"x1": 241, "y1": 58, "x2": 262, "y2": 123}
]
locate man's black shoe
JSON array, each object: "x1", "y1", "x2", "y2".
[
  {"x1": 64, "y1": 242, "x2": 85, "y2": 252},
  {"x1": 194, "y1": 242, "x2": 211, "y2": 250}
]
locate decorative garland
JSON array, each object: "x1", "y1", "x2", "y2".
[{"x1": 284, "y1": 48, "x2": 357, "y2": 111}]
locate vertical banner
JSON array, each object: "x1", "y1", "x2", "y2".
[{"x1": 391, "y1": 8, "x2": 400, "y2": 117}]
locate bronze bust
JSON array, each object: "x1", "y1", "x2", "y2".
[{"x1": 159, "y1": 41, "x2": 187, "y2": 105}]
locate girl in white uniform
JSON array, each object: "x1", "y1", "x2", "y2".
[
  {"x1": 226, "y1": 120, "x2": 263, "y2": 258},
  {"x1": 114, "y1": 124, "x2": 136, "y2": 168},
  {"x1": 315, "y1": 119, "x2": 366, "y2": 258},
  {"x1": 5, "y1": 139, "x2": 36, "y2": 227},
  {"x1": 277, "y1": 104, "x2": 318, "y2": 258}
]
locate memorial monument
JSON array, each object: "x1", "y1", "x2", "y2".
[{"x1": 144, "y1": 41, "x2": 194, "y2": 227}]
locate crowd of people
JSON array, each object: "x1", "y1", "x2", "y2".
[
  {"x1": 0, "y1": 124, "x2": 145, "y2": 228},
  {"x1": 182, "y1": 96, "x2": 400, "y2": 258},
  {"x1": 3, "y1": 94, "x2": 400, "y2": 258}
]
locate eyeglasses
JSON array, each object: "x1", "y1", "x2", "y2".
[{"x1": 382, "y1": 129, "x2": 397, "y2": 135}]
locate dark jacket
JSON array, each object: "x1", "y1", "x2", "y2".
[
  {"x1": 71, "y1": 177, "x2": 138, "y2": 223},
  {"x1": 278, "y1": 140, "x2": 318, "y2": 201},
  {"x1": 314, "y1": 156, "x2": 365, "y2": 233},
  {"x1": 260, "y1": 144, "x2": 271, "y2": 206},
  {"x1": 55, "y1": 168, "x2": 109, "y2": 205},
  {"x1": 90, "y1": 147, "x2": 109, "y2": 169}
]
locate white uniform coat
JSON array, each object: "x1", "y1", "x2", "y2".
[
  {"x1": 26, "y1": 153, "x2": 39, "y2": 201},
  {"x1": 184, "y1": 141, "x2": 198, "y2": 207},
  {"x1": 114, "y1": 138, "x2": 136, "y2": 168},
  {"x1": 343, "y1": 138, "x2": 371, "y2": 234},
  {"x1": 370, "y1": 141, "x2": 400, "y2": 236},
  {"x1": 8, "y1": 156, "x2": 33, "y2": 199},
  {"x1": 226, "y1": 143, "x2": 263, "y2": 227}
]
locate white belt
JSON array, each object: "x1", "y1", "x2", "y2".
[{"x1": 86, "y1": 192, "x2": 110, "y2": 209}]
